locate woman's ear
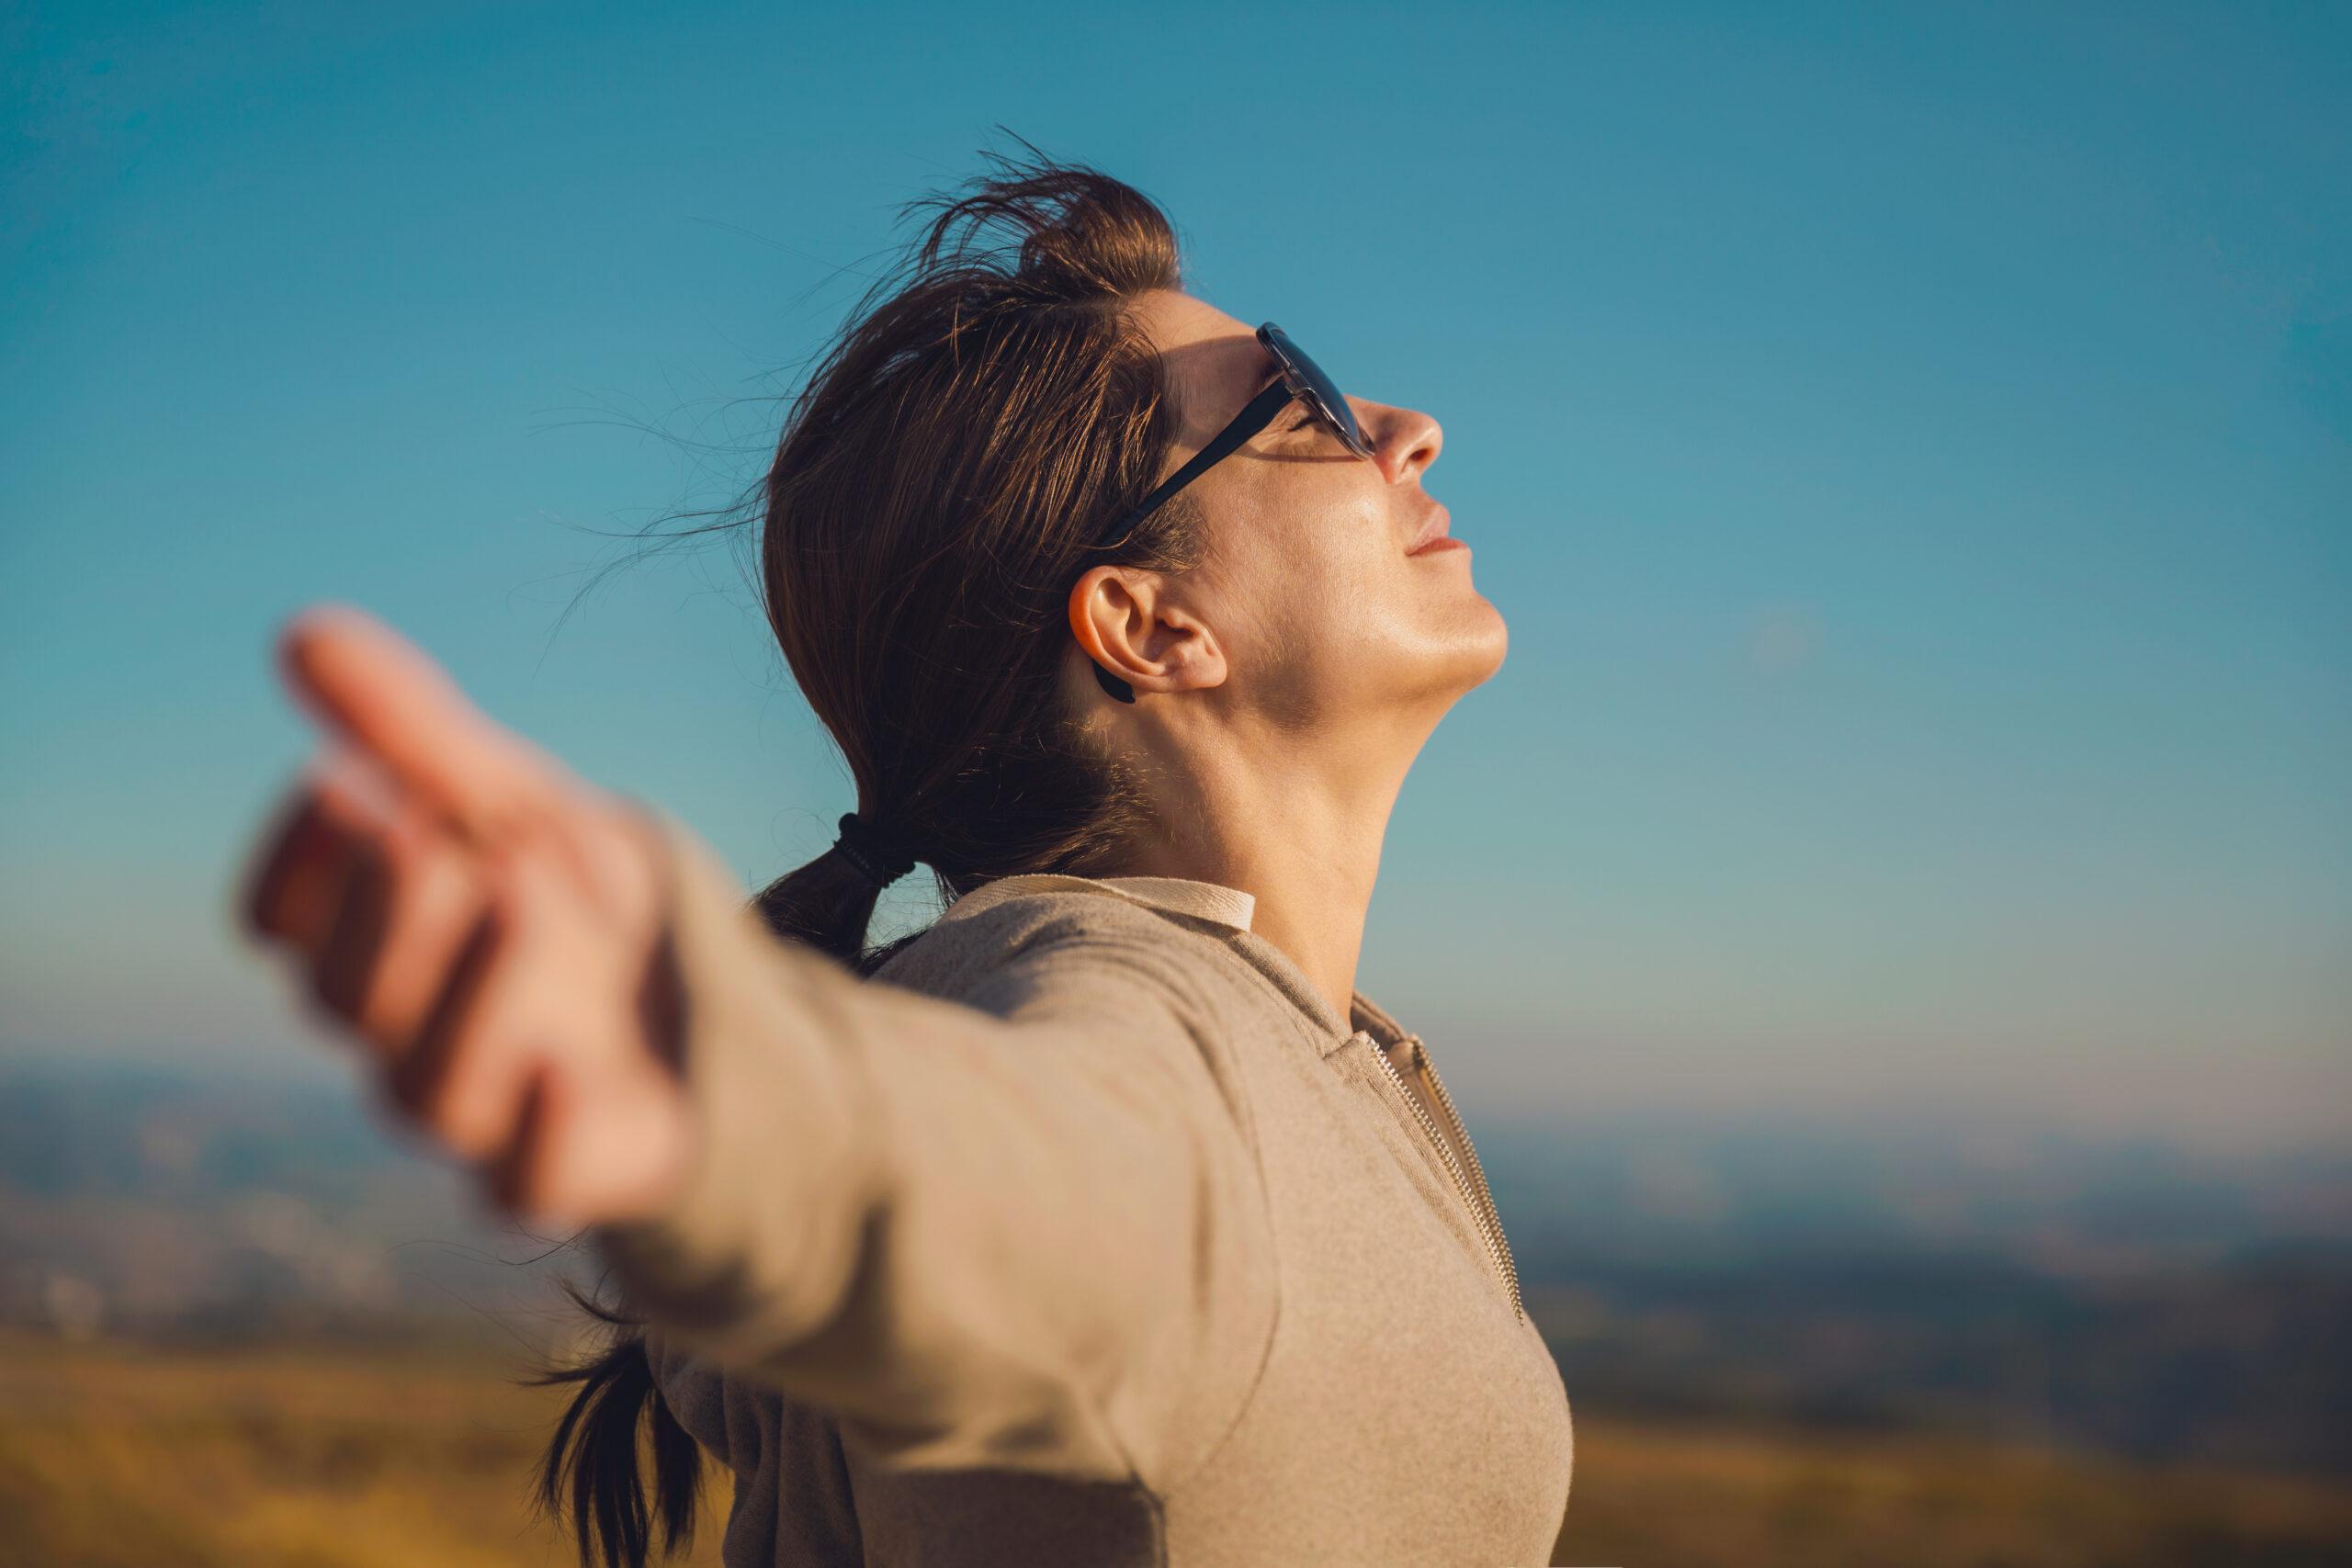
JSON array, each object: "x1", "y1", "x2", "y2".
[{"x1": 1068, "y1": 566, "x2": 1227, "y2": 703}]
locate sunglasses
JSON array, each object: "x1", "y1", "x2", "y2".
[{"x1": 1091, "y1": 322, "x2": 1373, "y2": 554}]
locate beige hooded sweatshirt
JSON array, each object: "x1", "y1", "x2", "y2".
[{"x1": 601, "y1": 840, "x2": 1574, "y2": 1567}]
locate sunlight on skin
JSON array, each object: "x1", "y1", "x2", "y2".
[{"x1": 1069, "y1": 288, "x2": 1506, "y2": 1021}]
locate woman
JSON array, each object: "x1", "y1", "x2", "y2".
[{"x1": 246, "y1": 161, "x2": 1573, "y2": 1567}]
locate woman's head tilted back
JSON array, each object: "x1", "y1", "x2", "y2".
[
  {"x1": 754, "y1": 160, "x2": 1198, "y2": 958},
  {"x1": 758, "y1": 156, "x2": 1503, "y2": 964}
]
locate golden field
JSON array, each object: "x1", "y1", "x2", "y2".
[
  {"x1": 2, "y1": 1330, "x2": 2347, "y2": 1568},
  {"x1": 1550, "y1": 1417, "x2": 2352, "y2": 1567},
  {"x1": 0, "y1": 1330, "x2": 722, "y2": 1568}
]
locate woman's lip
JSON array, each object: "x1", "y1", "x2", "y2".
[{"x1": 1408, "y1": 507, "x2": 1459, "y2": 556}]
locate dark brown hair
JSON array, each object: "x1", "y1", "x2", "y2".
[{"x1": 537, "y1": 154, "x2": 1202, "y2": 1568}]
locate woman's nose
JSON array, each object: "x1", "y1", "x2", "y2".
[{"x1": 1357, "y1": 400, "x2": 1442, "y2": 484}]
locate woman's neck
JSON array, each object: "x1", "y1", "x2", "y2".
[{"x1": 1107, "y1": 728, "x2": 1419, "y2": 1027}]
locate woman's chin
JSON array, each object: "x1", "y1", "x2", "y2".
[
  {"x1": 1406, "y1": 602, "x2": 1509, "y2": 708},
  {"x1": 1453, "y1": 595, "x2": 1510, "y2": 688}
]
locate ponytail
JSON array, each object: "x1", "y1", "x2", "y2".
[
  {"x1": 753, "y1": 816, "x2": 917, "y2": 969},
  {"x1": 534, "y1": 1295, "x2": 702, "y2": 1568}
]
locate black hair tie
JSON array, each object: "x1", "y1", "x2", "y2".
[{"x1": 831, "y1": 813, "x2": 917, "y2": 888}]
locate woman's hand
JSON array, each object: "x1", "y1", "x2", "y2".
[{"x1": 243, "y1": 607, "x2": 694, "y2": 1230}]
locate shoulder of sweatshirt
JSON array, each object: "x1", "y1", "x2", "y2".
[
  {"x1": 873, "y1": 884, "x2": 1238, "y2": 1011},
  {"x1": 873, "y1": 882, "x2": 1347, "y2": 1051}
]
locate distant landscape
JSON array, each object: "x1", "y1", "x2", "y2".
[
  {"x1": 0, "y1": 1064, "x2": 579, "y2": 1348},
  {"x1": 1482, "y1": 1116, "x2": 2352, "y2": 1474},
  {"x1": 4, "y1": 1062, "x2": 2348, "y2": 1566}
]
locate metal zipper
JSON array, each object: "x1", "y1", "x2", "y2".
[
  {"x1": 1363, "y1": 1032, "x2": 1525, "y2": 1322},
  {"x1": 1416, "y1": 1044, "x2": 1524, "y2": 1320}
]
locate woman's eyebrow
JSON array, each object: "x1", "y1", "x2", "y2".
[
  {"x1": 1236, "y1": 345, "x2": 1279, "y2": 399},
  {"x1": 1173, "y1": 339, "x2": 1274, "y2": 434},
  {"x1": 1216, "y1": 359, "x2": 1287, "y2": 436}
]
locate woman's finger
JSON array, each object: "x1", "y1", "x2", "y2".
[
  {"x1": 311, "y1": 803, "x2": 489, "y2": 1053},
  {"x1": 244, "y1": 784, "x2": 372, "y2": 952},
  {"x1": 387, "y1": 902, "x2": 531, "y2": 1160},
  {"x1": 488, "y1": 1055, "x2": 694, "y2": 1230},
  {"x1": 277, "y1": 606, "x2": 562, "y2": 839},
  {"x1": 311, "y1": 836, "x2": 391, "y2": 1023},
  {"x1": 386, "y1": 842, "x2": 640, "y2": 1161}
]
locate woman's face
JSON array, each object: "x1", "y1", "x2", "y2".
[{"x1": 1135, "y1": 289, "x2": 1507, "y2": 734}]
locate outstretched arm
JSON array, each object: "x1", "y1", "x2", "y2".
[
  {"x1": 245, "y1": 605, "x2": 694, "y2": 1229},
  {"x1": 244, "y1": 609, "x2": 1275, "y2": 1483}
]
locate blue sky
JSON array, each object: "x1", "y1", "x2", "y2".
[{"x1": 4, "y1": 1, "x2": 2346, "y2": 1144}]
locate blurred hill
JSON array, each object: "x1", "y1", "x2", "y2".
[
  {"x1": 1481, "y1": 1117, "x2": 2352, "y2": 1475},
  {"x1": 0, "y1": 1063, "x2": 582, "y2": 1349}
]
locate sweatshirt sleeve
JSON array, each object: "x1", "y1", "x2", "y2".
[{"x1": 594, "y1": 828, "x2": 1279, "y2": 1490}]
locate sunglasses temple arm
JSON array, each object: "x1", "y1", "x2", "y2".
[
  {"x1": 1085, "y1": 378, "x2": 1295, "y2": 704},
  {"x1": 1091, "y1": 379, "x2": 1295, "y2": 552}
]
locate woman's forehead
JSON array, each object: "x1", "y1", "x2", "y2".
[{"x1": 1137, "y1": 289, "x2": 1268, "y2": 445}]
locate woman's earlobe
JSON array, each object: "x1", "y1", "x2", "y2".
[{"x1": 1093, "y1": 663, "x2": 1137, "y2": 704}]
